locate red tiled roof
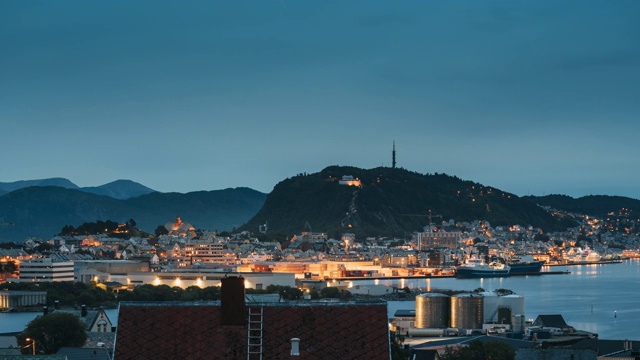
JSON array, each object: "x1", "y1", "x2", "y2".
[{"x1": 115, "y1": 301, "x2": 390, "y2": 360}]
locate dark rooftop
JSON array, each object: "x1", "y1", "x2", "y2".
[{"x1": 115, "y1": 300, "x2": 390, "y2": 359}]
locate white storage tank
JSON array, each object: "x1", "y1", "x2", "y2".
[
  {"x1": 479, "y1": 291, "x2": 499, "y2": 322},
  {"x1": 415, "y1": 293, "x2": 450, "y2": 329},
  {"x1": 451, "y1": 293, "x2": 483, "y2": 330},
  {"x1": 501, "y1": 295, "x2": 525, "y2": 317},
  {"x1": 481, "y1": 292, "x2": 525, "y2": 324}
]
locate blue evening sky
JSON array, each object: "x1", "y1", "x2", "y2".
[{"x1": 2, "y1": 1, "x2": 639, "y2": 199}]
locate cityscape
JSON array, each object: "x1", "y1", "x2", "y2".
[{"x1": 2, "y1": 1, "x2": 640, "y2": 359}]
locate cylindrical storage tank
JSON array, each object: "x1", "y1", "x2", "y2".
[
  {"x1": 479, "y1": 291, "x2": 499, "y2": 322},
  {"x1": 511, "y1": 314, "x2": 525, "y2": 333},
  {"x1": 501, "y1": 295, "x2": 525, "y2": 317},
  {"x1": 415, "y1": 293, "x2": 450, "y2": 329},
  {"x1": 451, "y1": 293, "x2": 484, "y2": 330}
]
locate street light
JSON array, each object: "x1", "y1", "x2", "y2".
[{"x1": 24, "y1": 338, "x2": 36, "y2": 355}]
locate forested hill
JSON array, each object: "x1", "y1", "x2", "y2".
[
  {"x1": 523, "y1": 194, "x2": 640, "y2": 217},
  {"x1": 241, "y1": 166, "x2": 575, "y2": 238}
]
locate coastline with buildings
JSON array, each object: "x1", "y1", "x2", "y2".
[{"x1": 2, "y1": 209, "x2": 640, "y2": 358}]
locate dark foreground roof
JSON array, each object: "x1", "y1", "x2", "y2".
[
  {"x1": 115, "y1": 301, "x2": 390, "y2": 360},
  {"x1": 515, "y1": 348, "x2": 597, "y2": 360},
  {"x1": 56, "y1": 347, "x2": 112, "y2": 360}
]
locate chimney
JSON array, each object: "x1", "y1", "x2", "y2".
[
  {"x1": 43, "y1": 306, "x2": 48, "y2": 316},
  {"x1": 290, "y1": 338, "x2": 300, "y2": 356},
  {"x1": 54, "y1": 300, "x2": 59, "y2": 310},
  {"x1": 81, "y1": 305, "x2": 87, "y2": 317},
  {"x1": 220, "y1": 277, "x2": 245, "y2": 326}
]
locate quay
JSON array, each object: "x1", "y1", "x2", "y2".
[
  {"x1": 544, "y1": 259, "x2": 623, "y2": 267},
  {"x1": 327, "y1": 274, "x2": 455, "y2": 281},
  {"x1": 326, "y1": 270, "x2": 569, "y2": 281}
]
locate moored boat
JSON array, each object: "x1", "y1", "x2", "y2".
[
  {"x1": 508, "y1": 254, "x2": 545, "y2": 274},
  {"x1": 456, "y1": 258, "x2": 511, "y2": 278}
]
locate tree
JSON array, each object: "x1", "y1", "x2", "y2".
[
  {"x1": 440, "y1": 340, "x2": 515, "y2": 360},
  {"x1": 390, "y1": 331, "x2": 411, "y2": 360},
  {"x1": 17, "y1": 312, "x2": 87, "y2": 354},
  {"x1": 2, "y1": 261, "x2": 16, "y2": 274},
  {"x1": 155, "y1": 225, "x2": 169, "y2": 237}
]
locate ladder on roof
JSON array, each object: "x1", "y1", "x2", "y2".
[{"x1": 247, "y1": 307, "x2": 263, "y2": 360}]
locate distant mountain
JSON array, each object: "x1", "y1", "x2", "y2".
[
  {"x1": 81, "y1": 180, "x2": 156, "y2": 200},
  {"x1": 0, "y1": 178, "x2": 156, "y2": 200},
  {"x1": 523, "y1": 194, "x2": 640, "y2": 217},
  {"x1": 240, "y1": 166, "x2": 576, "y2": 238},
  {"x1": 0, "y1": 178, "x2": 79, "y2": 192},
  {"x1": 0, "y1": 186, "x2": 266, "y2": 242}
]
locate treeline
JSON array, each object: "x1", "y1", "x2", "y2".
[
  {"x1": 1, "y1": 282, "x2": 353, "y2": 308},
  {"x1": 57, "y1": 219, "x2": 152, "y2": 238},
  {"x1": 4, "y1": 282, "x2": 117, "y2": 308}
]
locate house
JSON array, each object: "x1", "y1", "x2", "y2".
[
  {"x1": 114, "y1": 277, "x2": 391, "y2": 359},
  {"x1": 53, "y1": 305, "x2": 115, "y2": 333}
]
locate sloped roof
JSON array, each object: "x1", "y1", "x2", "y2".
[
  {"x1": 533, "y1": 314, "x2": 569, "y2": 328},
  {"x1": 56, "y1": 347, "x2": 112, "y2": 360},
  {"x1": 114, "y1": 301, "x2": 390, "y2": 359},
  {"x1": 515, "y1": 348, "x2": 597, "y2": 360},
  {"x1": 570, "y1": 338, "x2": 639, "y2": 356}
]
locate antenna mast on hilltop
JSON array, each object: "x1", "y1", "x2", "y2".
[{"x1": 392, "y1": 141, "x2": 396, "y2": 169}]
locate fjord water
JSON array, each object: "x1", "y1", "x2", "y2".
[{"x1": 385, "y1": 259, "x2": 640, "y2": 340}]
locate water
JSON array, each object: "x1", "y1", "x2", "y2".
[
  {"x1": 367, "y1": 259, "x2": 640, "y2": 340},
  {"x1": 1, "y1": 261, "x2": 639, "y2": 339}
]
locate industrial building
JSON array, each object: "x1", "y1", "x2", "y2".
[{"x1": 391, "y1": 290, "x2": 526, "y2": 337}]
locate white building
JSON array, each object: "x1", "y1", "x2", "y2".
[{"x1": 16, "y1": 258, "x2": 74, "y2": 282}]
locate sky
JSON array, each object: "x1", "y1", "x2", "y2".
[{"x1": 1, "y1": 1, "x2": 639, "y2": 199}]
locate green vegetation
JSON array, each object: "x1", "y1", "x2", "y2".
[
  {"x1": 17, "y1": 312, "x2": 87, "y2": 354},
  {"x1": 524, "y1": 194, "x2": 640, "y2": 217},
  {"x1": 440, "y1": 339, "x2": 515, "y2": 360},
  {"x1": 58, "y1": 219, "x2": 149, "y2": 238},
  {"x1": 242, "y1": 166, "x2": 573, "y2": 239},
  {"x1": 3, "y1": 282, "x2": 117, "y2": 308},
  {"x1": 2, "y1": 282, "x2": 343, "y2": 307},
  {"x1": 0, "y1": 260, "x2": 16, "y2": 274}
]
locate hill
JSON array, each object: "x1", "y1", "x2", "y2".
[
  {"x1": 81, "y1": 179, "x2": 156, "y2": 199},
  {"x1": 0, "y1": 186, "x2": 266, "y2": 242},
  {"x1": 241, "y1": 166, "x2": 576, "y2": 238},
  {"x1": 523, "y1": 194, "x2": 640, "y2": 217},
  {"x1": 0, "y1": 178, "x2": 156, "y2": 200}
]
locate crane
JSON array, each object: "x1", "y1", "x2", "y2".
[
  {"x1": 400, "y1": 210, "x2": 444, "y2": 252},
  {"x1": 400, "y1": 210, "x2": 442, "y2": 232}
]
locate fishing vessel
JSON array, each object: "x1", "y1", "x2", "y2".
[
  {"x1": 508, "y1": 254, "x2": 545, "y2": 274},
  {"x1": 456, "y1": 257, "x2": 511, "y2": 278}
]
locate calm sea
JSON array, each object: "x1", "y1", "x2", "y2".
[{"x1": 1, "y1": 260, "x2": 639, "y2": 339}]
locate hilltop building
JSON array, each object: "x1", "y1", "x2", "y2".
[{"x1": 338, "y1": 175, "x2": 361, "y2": 187}]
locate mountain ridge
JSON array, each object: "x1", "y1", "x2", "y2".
[
  {"x1": 0, "y1": 178, "x2": 156, "y2": 200},
  {"x1": 0, "y1": 186, "x2": 266, "y2": 242}
]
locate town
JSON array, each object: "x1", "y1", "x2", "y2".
[{"x1": 2, "y1": 205, "x2": 640, "y2": 359}]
